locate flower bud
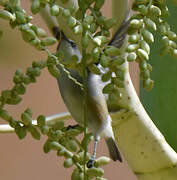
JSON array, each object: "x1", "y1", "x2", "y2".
[
  {"x1": 127, "y1": 52, "x2": 137, "y2": 62},
  {"x1": 68, "y1": 16, "x2": 77, "y2": 28},
  {"x1": 137, "y1": 49, "x2": 149, "y2": 61},
  {"x1": 50, "y1": 4, "x2": 60, "y2": 16},
  {"x1": 143, "y1": 79, "x2": 154, "y2": 91},
  {"x1": 112, "y1": 56, "x2": 125, "y2": 66},
  {"x1": 144, "y1": 18, "x2": 157, "y2": 31},
  {"x1": 105, "y1": 46, "x2": 120, "y2": 56},
  {"x1": 41, "y1": 125, "x2": 49, "y2": 135},
  {"x1": 139, "y1": 61, "x2": 147, "y2": 70},
  {"x1": 93, "y1": 36, "x2": 109, "y2": 46},
  {"x1": 36, "y1": 28, "x2": 47, "y2": 37},
  {"x1": 0, "y1": 10, "x2": 15, "y2": 21},
  {"x1": 37, "y1": 115, "x2": 46, "y2": 127},
  {"x1": 128, "y1": 34, "x2": 140, "y2": 43},
  {"x1": 71, "y1": 169, "x2": 84, "y2": 180},
  {"x1": 64, "y1": 158, "x2": 73, "y2": 168},
  {"x1": 85, "y1": 15, "x2": 94, "y2": 24},
  {"x1": 87, "y1": 167, "x2": 104, "y2": 178},
  {"x1": 62, "y1": 8, "x2": 70, "y2": 17},
  {"x1": 130, "y1": 19, "x2": 142, "y2": 29},
  {"x1": 103, "y1": 83, "x2": 114, "y2": 94},
  {"x1": 15, "y1": 124, "x2": 27, "y2": 139},
  {"x1": 67, "y1": 139, "x2": 77, "y2": 152},
  {"x1": 15, "y1": 11, "x2": 26, "y2": 24},
  {"x1": 139, "y1": 40, "x2": 150, "y2": 54},
  {"x1": 94, "y1": 156, "x2": 110, "y2": 167},
  {"x1": 48, "y1": 64, "x2": 60, "y2": 78},
  {"x1": 88, "y1": 64, "x2": 101, "y2": 75},
  {"x1": 102, "y1": 71, "x2": 112, "y2": 82},
  {"x1": 41, "y1": 37, "x2": 57, "y2": 46},
  {"x1": 21, "y1": 112, "x2": 31, "y2": 125},
  {"x1": 172, "y1": 49, "x2": 177, "y2": 58},
  {"x1": 29, "y1": 126, "x2": 41, "y2": 140},
  {"x1": 100, "y1": 54, "x2": 110, "y2": 67},
  {"x1": 142, "y1": 29, "x2": 154, "y2": 43},
  {"x1": 126, "y1": 44, "x2": 139, "y2": 52},
  {"x1": 14, "y1": 83, "x2": 26, "y2": 95},
  {"x1": 49, "y1": 141, "x2": 62, "y2": 151},
  {"x1": 6, "y1": 95, "x2": 22, "y2": 105},
  {"x1": 137, "y1": 5, "x2": 148, "y2": 15},
  {"x1": 0, "y1": 109, "x2": 12, "y2": 121},
  {"x1": 31, "y1": 0, "x2": 40, "y2": 14},
  {"x1": 149, "y1": 5, "x2": 161, "y2": 16},
  {"x1": 73, "y1": 25, "x2": 83, "y2": 34}
]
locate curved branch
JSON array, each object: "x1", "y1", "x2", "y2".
[{"x1": 111, "y1": 0, "x2": 177, "y2": 179}]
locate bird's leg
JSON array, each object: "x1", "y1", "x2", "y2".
[{"x1": 87, "y1": 137, "x2": 99, "y2": 168}]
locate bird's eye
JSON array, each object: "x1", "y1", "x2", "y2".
[
  {"x1": 67, "y1": 39, "x2": 77, "y2": 48},
  {"x1": 70, "y1": 41, "x2": 77, "y2": 48}
]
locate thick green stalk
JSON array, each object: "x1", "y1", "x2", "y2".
[
  {"x1": 140, "y1": 2, "x2": 177, "y2": 154},
  {"x1": 112, "y1": 0, "x2": 177, "y2": 179}
]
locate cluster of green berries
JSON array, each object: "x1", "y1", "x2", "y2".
[
  {"x1": 127, "y1": 0, "x2": 177, "y2": 90},
  {"x1": 0, "y1": 0, "x2": 57, "y2": 50},
  {"x1": 42, "y1": 120, "x2": 110, "y2": 180}
]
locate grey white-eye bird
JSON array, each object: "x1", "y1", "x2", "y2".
[{"x1": 54, "y1": 14, "x2": 129, "y2": 166}]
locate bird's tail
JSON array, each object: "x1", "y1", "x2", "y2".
[{"x1": 105, "y1": 137, "x2": 123, "y2": 162}]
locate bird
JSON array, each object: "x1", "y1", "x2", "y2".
[{"x1": 54, "y1": 12, "x2": 129, "y2": 167}]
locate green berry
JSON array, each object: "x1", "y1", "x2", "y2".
[
  {"x1": 68, "y1": 16, "x2": 77, "y2": 28},
  {"x1": 21, "y1": 112, "x2": 32, "y2": 125},
  {"x1": 64, "y1": 158, "x2": 73, "y2": 168},
  {"x1": 144, "y1": 18, "x2": 157, "y2": 31},
  {"x1": 142, "y1": 29, "x2": 154, "y2": 43},
  {"x1": 137, "y1": 49, "x2": 149, "y2": 61},
  {"x1": 127, "y1": 52, "x2": 137, "y2": 62},
  {"x1": 50, "y1": 4, "x2": 60, "y2": 16},
  {"x1": 41, "y1": 37, "x2": 57, "y2": 46}
]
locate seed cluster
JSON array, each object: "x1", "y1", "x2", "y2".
[{"x1": 127, "y1": 0, "x2": 177, "y2": 90}]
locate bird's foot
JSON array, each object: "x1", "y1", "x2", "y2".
[{"x1": 87, "y1": 159, "x2": 95, "y2": 168}]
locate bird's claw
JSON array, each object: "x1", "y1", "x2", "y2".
[{"x1": 87, "y1": 159, "x2": 95, "y2": 168}]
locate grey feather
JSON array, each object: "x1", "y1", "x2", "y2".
[
  {"x1": 105, "y1": 137, "x2": 123, "y2": 162},
  {"x1": 109, "y1": 10, "x2": 130, "y2": 48}
]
